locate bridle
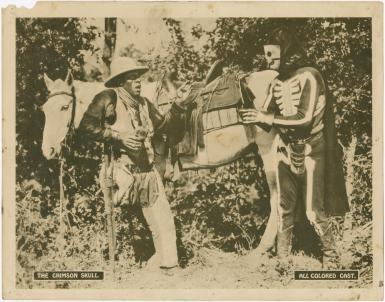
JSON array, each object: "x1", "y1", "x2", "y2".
[
  {"x1": 46, "y1": 87, "x2": 76, "y2": 232},
  {"x1": 152, "y1": 71, "x2": 186, "y2": 110},
  {"x1": 46, "y1": 88, "x2": 77, "y2": 148}
]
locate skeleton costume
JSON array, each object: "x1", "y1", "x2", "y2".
[
  {"x1": 259, "y1": 30, "x2": 349, "y2": 268},
  {"x1": 78, "y1": 58, "x2": 185, "y2": 269}
]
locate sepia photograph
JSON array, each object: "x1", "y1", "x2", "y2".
[{"x1": 2, "y1": 1, "x2": 383, "y2": 300}]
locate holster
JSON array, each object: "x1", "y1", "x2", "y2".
[{"x1": 288, "y1": 140, "x2": 306, "y2": 175}]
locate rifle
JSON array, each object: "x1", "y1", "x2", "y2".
[{"x1": 102, "y1": 143, "x2": 116, "y2": 278}]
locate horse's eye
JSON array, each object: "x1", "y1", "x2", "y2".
[
  {"x1": 266, "y1": 51, "x2": 272, "y2": 57},
  {"x1": 61, "y1": 105, "x2": 69, "y2": 111}
]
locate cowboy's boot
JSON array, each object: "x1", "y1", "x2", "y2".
[
  {"x1": 320, "y1": 226, "x2": 340, "y2": 270},
  {"x1": 276, "y1": 227, "x2": 293, "y2": 258},
  {"x1": 142, "y1": 172, "x2": 178, "y2": 269},
  {"x1": 275, "y1": 227, "x2": 294, "y2": 277}
]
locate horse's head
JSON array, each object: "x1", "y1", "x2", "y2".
[
  {"x1": 41, "y1": 71, "x2": 75, "y2": 159},
  {"x1": 160, "y1": 73, "x2": 204, "y2": 110},
  {"x1": 141, "y1": 71, "x2": 192, "y2": 113},
  {"x1": 164, "y1": 61, "x2": 226, "y2": 111}
]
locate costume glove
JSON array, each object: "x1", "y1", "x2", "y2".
[{"x1": 240, "y1": 108, "x2": 274, "y2": 125}]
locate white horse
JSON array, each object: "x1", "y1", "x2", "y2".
[{"x1": 41, "y1": 70, "x2": 279, "y2": 254}]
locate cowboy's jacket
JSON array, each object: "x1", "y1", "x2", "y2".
[{"x1": 78, "y1": 89, "x2": 185, "y2": 171}]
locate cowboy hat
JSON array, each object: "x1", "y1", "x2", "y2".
[{"x1": 104, "y1": 57, "x2": 149, "y2": 88}]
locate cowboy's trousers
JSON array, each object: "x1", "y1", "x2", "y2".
[{"x1": 142, "y1": 169, "x2": 178, "y2": 268}]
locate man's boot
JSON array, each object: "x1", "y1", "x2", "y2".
[
  {"x1": 320, "y1": 226, "x2": 339, "y2": 269},
  {"x1": 142, "y1": 172, "x2": 178, "y2": 269},
  {"x1": 276, "y1": 227, "x2": 293, "y2": 258},
  {"x1": 275, "y1": 227, "x2": 293, "y2": 276}
]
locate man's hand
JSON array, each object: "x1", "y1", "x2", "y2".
[{"x1": 119, "y1": 131, "x2": 144, "y2": 151}]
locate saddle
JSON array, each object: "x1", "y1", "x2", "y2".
[
  {"x1": 176, "y1": 66, "x2": 279, "y2": 170},
  {"x1": 177, "y1": 72, "x2": 248, "y2": 156}
]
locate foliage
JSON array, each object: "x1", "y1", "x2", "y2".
[
  {"x1": 16, "y1": 18, "x2": 100, "y2": 183},
  {"x1": 146, "y1": 18, "x2": 212, "y2": 82},
  {"x1": 16, "y1": 18, "x2": 373, "y2": 288},
  {"x1": 15, "y1": 17, "x2": 103, "y2": 287},
  {"x1": 170, "y1": 157, "x2": 270, "y2": 255}
]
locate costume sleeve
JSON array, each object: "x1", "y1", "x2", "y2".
[
  {"x1": 78, "y1": 89, "x2": 119, "y2": 143},
  {"x1": 272, "y1": 70, "x2": 322, "y2": 129},
  {"x1": 147, "y1": 100, "x2": 186, "y2": 145}
]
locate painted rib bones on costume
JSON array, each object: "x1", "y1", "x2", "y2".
[{"x1": 41, "y1": 67, "x2": 282, "y2": 258}]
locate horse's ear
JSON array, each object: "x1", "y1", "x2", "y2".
[
  {"x1": 164, "y1": 72, "x2": 178, "y2": 96},
  {"x1": 65, "y1": 70, "x2": 73, "y2": 86},
  {"x1": 43, "y1": 73, "x2": 54, "y2": 90}
]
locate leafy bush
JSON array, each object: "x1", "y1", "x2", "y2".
[{"x1": 170, "y1": 157, "x2": 270, "y2": 254}]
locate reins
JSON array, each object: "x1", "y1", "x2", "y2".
[
  {"x1": 153, "y1": 71, "x2": 167, "y2": 108},
  {"x1": 47, "y1": 88, "x2": 76, "y2": 232},
  {"x1": 154, "y1": 72, "x2": 183, "y2": 110}
]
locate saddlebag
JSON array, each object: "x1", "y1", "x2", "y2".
[{"x1": 176, "y1": 70, "x2": 279, "y2": 170}]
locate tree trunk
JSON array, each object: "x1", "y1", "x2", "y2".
[
  {"x1": 345, "y1": 136, "x2": 357, "y2": 207},
  {"x1": 102, "y1": 18, "x2": 117, "y2": 78},
  {"x1": 343, "y1": 135, "x2": 357, "y2": 231}
]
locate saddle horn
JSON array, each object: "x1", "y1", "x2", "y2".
[{"x1": 204, "y1": 60, "x2": 225, "y2": 85}]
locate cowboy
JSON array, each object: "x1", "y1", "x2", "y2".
[
  {"x1": 78, "y1": 57, "x2": 186, "y2": 270},
  {"x1": 241, "y1": 28, "x2": 349, "y2": 268}
]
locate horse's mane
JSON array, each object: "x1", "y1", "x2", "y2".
[
  {"x1": 72, "y1": 80, "x2": 105, "y2": 128},
  {"x1": 73, "y1": 80, "x2": 105, "y2": 107}
]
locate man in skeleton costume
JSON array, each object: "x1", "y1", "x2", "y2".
[
  {"x1": 241, "y1": 29, "x2": 349, "y2": 268},
  {"x1": 79, "y1": 57, "x2": 186, "y2": 270}
]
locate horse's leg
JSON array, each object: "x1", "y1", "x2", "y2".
[{"x1": 254, "y1": 130, "x2": 279, "y2": 254}]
